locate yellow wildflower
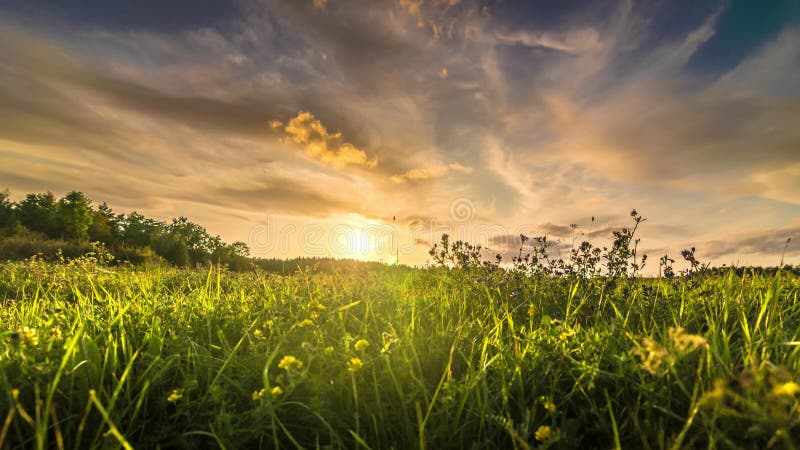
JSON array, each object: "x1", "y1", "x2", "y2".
[
  {"x1": 15, "y1": 327, "x2": 38, "y2": 346},
  {"x1": 324, "y1": 346, "x2": 335, "y2": 356},
  {"x1": 558, "y1": 326, "x2": 577, "y2": 340},
  {"x1": 297, "y1": 319, "x2": 313, "y2": 328},
  {"x1": 347, "y1": 357, "x2": 363, "y2": 373},
  {"x1": 48, "y1": 328, "x2": 63, "y2": 342},
  {"x1": 263, "y1": 320, "x2": 274, "y2": 328},
  {"x1": 669, "y1": 327, "x2": 707, "y2": 353},
  {"x1": 773, "y1": 381, "x2": 800, "y2": 397},
  {"x1": 534, "y1": 425, "x2": 552, "y2": 441},
  {"x1": 252, "y1": 388, "x2": 265, "y2": 400},
  {"x1": 700, "y1": 379, "x2": 728, "y2": 406},
  {"x1": 271, "y1": 386, "x2": 283, "y2": 397},
  {"x1": 278, "y1": 355, "x2": 303, "y2": 371},
  {"x1": 635, "y1": 338, "x2": 670, "y2": 375},
  {"x1": 307, "y1": 300, "x2": 326, "y2": 311},
  {"x1": 167, "y1": 389, "x2": 184, "y2": 403},
  {"x1": 354, "y1": 339, "x2": 370, "y2": 352},
  {"x1": 253, "y1": 329, "x2": 264, "y2": 339},
  {"x1": 539, "y1": 396, "x2": 557, "y2": 413}
]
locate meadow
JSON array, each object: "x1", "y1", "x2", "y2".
[{"x1": 1, "y1": 254, "x2": 799, "y2": 449}]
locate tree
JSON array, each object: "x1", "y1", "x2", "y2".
[
  {"x1": 121, "y1": 212, "x2": 164, "y2": 247},
  {"x1": 230, "y1": 241, "x2": 250, "y2": 257},
  {"x1": 168, "y1": 217, "x2": 215, "y2": 264},
  {"x1": 88, "y1": 203, "x2": 122, "y2": 243},
  {"x1": 56, "y1": 191, "x2": 94, "y2": 240},
  {"x1": 0, "y1": 189, "x2": 17, "y2": 230},
  {"x1": 211, "y1": 241, "x2": 251, "y2": 271},
  {"x1": 16, "y1": 192, "x2": 58, "y2": 237},
  {"x1": 153, "y1": 234, "x2": 190, "y2": 267}
]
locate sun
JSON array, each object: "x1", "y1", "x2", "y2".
[
  {"x1": 329, "y1": 215, "x2": 397, "y2": 261},
  {"x1": 352, "y1": 233, "x2": 374, "y2": 255}
]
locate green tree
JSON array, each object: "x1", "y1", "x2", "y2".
[
  {"x1": 121, "y1": 212, "x2": 164, "y2": 247},
  {"x1": 153, "y1": 234, "x2": 190, "y2": 267},
  {"x1": 0, "y1": 189, "x2": 17, "y2": 231},
  {"x1": 88, "y1": 203, "x2": 122, "y2": 243},
  {"x1": 56, "y1": 191, "x2": 94, "y2": 240},
  {"x1": 230, "y1": 241, "x2": 250, "y2": 257},
  {"x1": 16, "y1": 192, "x2": 58, "y2": 237},
  {"x1": 211, "y1": 241, "x2": 251, "y2": 271},
  {"x1": 169, "y1": 217, "x2": 216, "y2": 264}
]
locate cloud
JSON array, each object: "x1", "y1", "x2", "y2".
[
  {"x1": 390, "y1": 162, "x2": 472, "y2": 183},
  {"x1": 270, "y1": 112, "x2": 377, "y2": 169},
  {"x1": 699, "y1": 226, "x2": 799, "y2": 260},
  {"x1": 194, "y1": 182, "x2": 354, "y2": 217},
  {"x1": 488, "y1": 233, "x2": 525, "y2": 249},
  {"x1": 414, "y1": 237, "x2": 431, "y2": 246},
  {"x1": 494, "y1": 28, "x2": 603, "y2": 54},
  {"x1": 544, "y1": 23, "x2": 800, "y2": 204},
  {"x1": 536, "y1": 222, "x2": 575, "y2": 237}
]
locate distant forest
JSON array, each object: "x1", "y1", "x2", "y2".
[{"x1": 0, "y1": 189, "x2": 381, "y2": 273}]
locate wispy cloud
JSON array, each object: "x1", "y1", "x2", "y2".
[{"x1": 390, "y1": 162, "x2": 472, "y2": 183}]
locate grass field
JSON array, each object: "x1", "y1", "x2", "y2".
[{"x1": 1, "y1": 257, "x2": 799, "y2": 449}]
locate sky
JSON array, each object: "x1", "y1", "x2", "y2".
[{"x1": 0, "y1": 0, "x2": 799, "y2": 268}]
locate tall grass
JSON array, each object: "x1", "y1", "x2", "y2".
[{"x1": 0, "y1": 257, "x2": 798, "y2": 449}]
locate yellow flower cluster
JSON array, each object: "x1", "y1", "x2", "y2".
[
  {"x1": 668, "y1": 327, "x2": 707, "y2": 353},
  {"x1": 635, "y1": 327, "x2": 708, "y2": 375},
  {"x1": 278, "y1": 355, "x2": 303, "y2": 371},
  {"x1": 48, "y1": 328, "x2": 63, "y2": 342},
  {"x1": 346, "y1": 357, "x2": 363, "y2": 373},
  {"x1": 539, "y1": 396, "x2": 557, "y2": 413},
  {"x1": 15, "y1": 326, "x2": 39, "y2": 346},
  {"x1": 773, "y1": 381, "x2": 800, "y2": 397},
  {"x1": 306, "y1": 300, "x2": 326, "y2": 311},
  {"x1": 297, "y1": 319, "x2": 313, "y2": 328},
  {"x1": 700, "y1": 379, "x2": 728, "y2": 405},
  {"x1": 354, "y1": 339, "x2": 369, "y2": 352},
  {"x1": 167, "y1": 389, "x2": 184, "y2": 403},
  {"x1": 635, "y1": 338, "x2": 669, "y2": 375},
  {"x1": 252, "y1": 386, "x2": 284, "y2": 399},
  {"x1": 534, "y1": 425, "x2": 552, "y2": 441}
]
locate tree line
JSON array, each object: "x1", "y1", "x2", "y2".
[{"x1": 0, "y1": 189, "x2": 251, "y2": 270}]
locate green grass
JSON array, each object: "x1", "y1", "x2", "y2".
[{"x1": 1, "y1": 258, "x2": 799, "y2": 449}]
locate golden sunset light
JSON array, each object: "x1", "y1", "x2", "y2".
[{"x1": 1, "y1": 2, "x2": 800, "y2": 448}]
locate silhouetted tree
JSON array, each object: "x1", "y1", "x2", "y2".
[{"x1": 0, "y1": 190, "x2": 17, "y2": 231}]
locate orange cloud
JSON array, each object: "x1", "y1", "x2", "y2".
[
  {"x1": 390, "y1": 162, "x2": 472, "y2": 183},
  {"x1": 270, "y1": 112, "x2": 377, "y2": 169}
]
